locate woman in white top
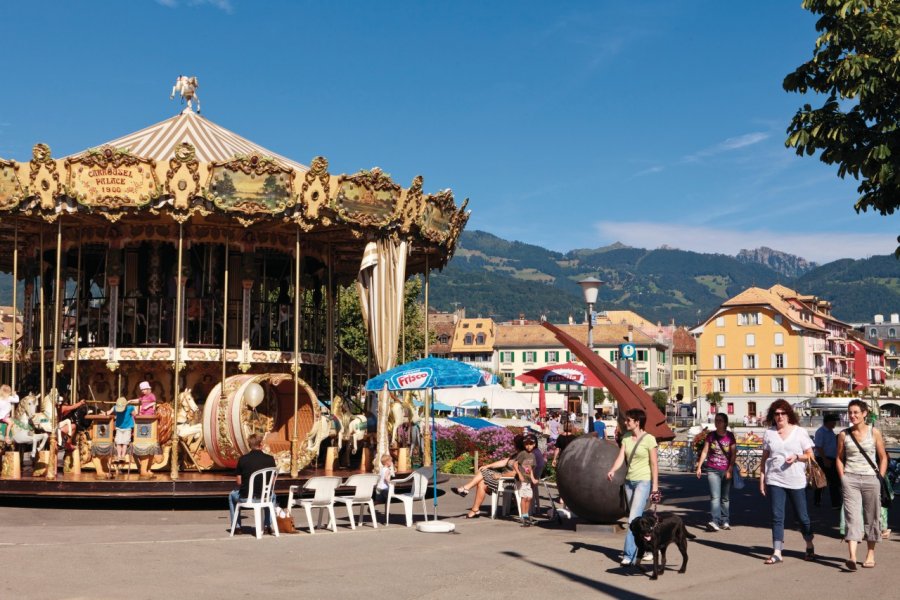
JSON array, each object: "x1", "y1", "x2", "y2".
[
  {"x1": 759, "y1": 399, "x2": 815, "y2": 564},
  {"x1": 836, "y1": 399, "x2": 888, "y2": 570}
]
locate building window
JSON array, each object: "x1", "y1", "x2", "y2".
[
  {"x1": 745, "y1": 377, "x2": 757, "y2": 393},
  {"x1": 746, "y1": 334, "x2": 755, "y2": 347},
  {"x1": 475, "y1": 333, "x2": 486, "y2": 345},
  {"x1": 748, "y1": 401, "x2": 757, "y2": 417},
  {"x1": 774, "y1": 353, "x2": 784, "y2": 369},
  {"x1": 738, "y1": 312, "x2": 760, "y2": 326},
  {"x1": 716, "y1": 316, "x2": 725, "y2": 327},
  {"x1": 641, "y1": 372, "x2": 649, "y2": 386},
  {"x1": 727, "y1": 402, "x2": 734, "y2": 415},
  {"x1": 610, "y1": 350, "x2": 619, "y2": 361},
  {"x1": 676, "y1": 356, "x2": 685, "y2": 365},
  {"x1": 546, "y1": 351, "x2": 559, "y2": 362},
  {"x1": 500, "y1": 351, "x2": 514, "y2": 363},
  {"x1": 773, "y1": 377, "x2": 785, "y2": 393},
  {"x1": 744, "y1": 354, "x2": 757, "y2": 369},
  {"x1": 675, "y1": 369, "x2": 686, "y2": 380},
  {"x1": 774, "y1": 332, "x2": 784, "y2": 346},
  {"x1": 501, "y1": 372, "x2": 514, "y2": 387},
  {"x1": 464, "y1": 333, "x2": 474, "y2": 345},
  {"x1": 891, "y1": 328, "x2": 897, "y2": 338},
  {"x1": 523, "y1": 351, "x2": 536, "y2": 363},
  {"x1": 714, "y1": 355, "x2": 726, "y2": 369},
  {"x1": 717, "y1": 378, "x2": 727, "y2": 393},
  {"x1": 774, "y1": 315, "x2": 783, "y2": 325},
  {"x1": 716, "y1": 335, "x2": 725, "y2": 347},
  {"x1": 869, "y1": 328, "x2": 877, "y2": 338},
  {"x1": 636, "y1": 350, "x2": 648, "y2": 362}
]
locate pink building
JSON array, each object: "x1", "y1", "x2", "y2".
[{"x1": 847, "y1": 332, "x2": 886, "y2": 391}]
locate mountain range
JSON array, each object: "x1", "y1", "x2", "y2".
[{"x1": 429, "y1": 230, "x2": 900, "y2": 325}]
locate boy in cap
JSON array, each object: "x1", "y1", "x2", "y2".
[{"x1": 106, "y1": 397, "x2": 136, "y2": 462}]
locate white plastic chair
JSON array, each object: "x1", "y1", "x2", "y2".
[
  {"x1": 385, "y1": 467, "x2": 432, "y2": 527},
  {"x1": 335, "y1": 473, "x2": 379, "y2": 530},
  {"x1": 490, "y1": 477, "x2": 523, "y2": 520},
  {"x1": 229, "y1": 467, "x2": 280, "y2": 539},
  {"x1": 288, "y1": 476, "x2": 342, "y2": 534}
]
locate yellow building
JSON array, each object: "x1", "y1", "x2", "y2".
[
  {"x1": 692, "y1": 285, "x2": 830, "y2": 422},
  {"x1": 670, "y1": 326, "x2": 697, "y2": 404},
  {"x1": 448, "y1": 317, "x2": 495, "y2": 371}
]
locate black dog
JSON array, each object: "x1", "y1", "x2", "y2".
[{"x1": 629, "y1": 513, "x2": 696, "y2": 579}]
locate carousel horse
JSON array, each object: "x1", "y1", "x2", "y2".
[
  {"x1": 170, "y1": 75, "x2": 200, "y2": 112},
  {"x1": 175, "y1": 390, "x2": 204, "y2": 457},
  {"x1": 305, "y1": 408, "x2": 340, "y2": 456},
  {"x1": 388, "y1": 393, "x2": 422, "y2": 455},
  {"x1": 57, "y1": 400, "x2": 89, "y2": 449},
  {"x1": 0, "y1": 393, "x2": 50, "y2": 457}
]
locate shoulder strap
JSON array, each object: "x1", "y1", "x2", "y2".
[
  {"x1": 625, "y1": 433, "x2": 647, "y2": 466},
  {"x1": 845, "y1": 427, "x2": 879, "y2": 474}
]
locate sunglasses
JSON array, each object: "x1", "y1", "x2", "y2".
[{"x1": 773, "y1": 411, "x2": 787, "y2": 416}]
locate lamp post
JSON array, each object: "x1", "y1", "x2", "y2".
[{"x1": 578, "y1": 276, "x2": 603, "y2": 433}]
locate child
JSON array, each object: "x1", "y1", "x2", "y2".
[
  {"x1": 107, "y1": 397, "x2": 136, "y2": 462},
  {"x1": 0, "y1": 384, "x2": 20, "y2": 444},
  {"x1": 376, "y1": 453, "x2": 395, "y2": 503},
  {"x1": 515, "y1": 435, "x2": 540, "y2": 526}
]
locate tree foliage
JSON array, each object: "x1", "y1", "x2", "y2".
[
  {"x1": 784, "y1": 0, "x2": 900, "y2": 228},
  {"x1": 337, "y1": 276, "x2": 431, "y2": 368}
]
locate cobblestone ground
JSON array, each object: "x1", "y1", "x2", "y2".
[{"x1": 1, "y1": 472, "x2": 896, "y2": 599}]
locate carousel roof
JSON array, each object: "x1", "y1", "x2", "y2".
[{"x1": 70, "y1": 110, "x2": 309, "y2": 173}]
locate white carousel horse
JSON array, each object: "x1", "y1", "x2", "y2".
[
  {"x1": 175, "y1": 390, "x2": 203, "y2": 449},
  {"x1": 305, "y1": 409, "x2": 340, "y2": 456},
  {"x1": 4, "y1": 393, "x2": 50, "y2": 457},
  {"x1": 332, "y1": 395, "x2": 373, "y2": 454},
  {"x1": 388, "y1": 393, "x2": 422, "y2": 450},
  {"x1": 170, "y1": 75, "x2": 200, "y2": 113}
]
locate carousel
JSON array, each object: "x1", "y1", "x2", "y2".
[{"x1": 0, "y1": 77, "x2": 468, "y2": 497}]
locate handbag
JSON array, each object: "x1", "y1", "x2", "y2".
[
  {"x1": 275, "y1": 511, "x2": 298, "y2": 534},
  {"x1": 806, "y1": 457, "x2": 827, "y2": 490},
  {"x1": 732, "y1": 464, "x2": 745, "y2": 490},
  {"x1": 845, "y1": 427, "x2": 894, "y2": 508}
]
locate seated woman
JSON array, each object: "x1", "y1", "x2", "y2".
[{"x1": 451, "y1": 436, "x2": 526, "y2": 519}]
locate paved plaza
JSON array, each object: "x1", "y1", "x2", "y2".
[{"x1": 1, "y1": 472, "x2": 896, "y2": 600}]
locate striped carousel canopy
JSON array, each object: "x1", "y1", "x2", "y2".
[{"x1": 67, "y1": 110, "x2": 309, "y2": 173}]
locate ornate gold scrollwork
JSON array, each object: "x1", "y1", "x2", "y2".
[
  {"x1": 65, "y1": 145, "x2": 160, "y2": 213},
  {"x1": 418, "y1": 188, "x2": 457, "y2": 244},
  {"x1": 331, "y1": 167, "x2": 401, "y2": 229},
  {"x1": 0, "y1": 159, "x2": 24, "y2": 211},
  {"x1": 165, "y1": 142, "x2": 200, "y2": 208},
  {"x1": 28, "y1": 143, "x2": 61, "y2": 210},
  {"x1": 205, "y1": 153, "x2": 296, "y2": 216}
]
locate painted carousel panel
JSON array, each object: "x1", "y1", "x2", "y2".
[
  {"x1": 65, "y1": 147, "x2": 160, "y2": 210},
  {"x1": 0, "y1": 160, "x2": 24, "y2": 210}
]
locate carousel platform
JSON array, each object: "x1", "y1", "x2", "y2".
[{"x1": 0, "y1": 468, "x2": 447, "y2": 500}]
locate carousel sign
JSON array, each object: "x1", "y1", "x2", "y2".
[{"x1": 66, "y1": 146, "x2": 159, "y2": 210}]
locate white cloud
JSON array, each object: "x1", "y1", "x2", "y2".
[
  {"x1": 593, "y1": 220, "x2": 896, "y2": 263},
  {"x1": 156, "y1": 0, "x2": 234, "y2": 13},
  {"x1": 683, "y1": 131, "x2": 770, "y2": 163},
  {"x1": 633, "y1": 165, "x2": 664, "y2": 177}
]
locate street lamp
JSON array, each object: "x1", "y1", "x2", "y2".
[{"x1": 579, "y1": 276, "x2": 604, "y2": 433}]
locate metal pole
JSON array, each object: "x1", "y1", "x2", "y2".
[
  {"x1": 11, "y1": 218, "x2": 17, "y2": 391},
  {"x1": 424, "y1": 256, "x2": 429, "y2": 358},
  {"x1": 327, "y1": 245, "x2": 334, "y2": 403},
  {"x1": 171, "y1": 223, "x2": 184, "y2": 480},
  {"x1": 72, "y1": 234, "x2": 82, "y2": 405},
  {"x1": 47, "y1": 220, "x2": 63, "y2": 479},
  {"x1": 291, "y1": 228, "x2": 301, "y2": 477},
  {"x1": 39, "y1": 225, "x2": 45, "y2": 409},
  {"x1": 221, "y1": 240, "x2": 229, "y2": 399},
  {"x1": 585, "y1": 302, "x2": 593, "y2": 434}
]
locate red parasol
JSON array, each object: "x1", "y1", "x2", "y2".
[
  {"x1": 516, "y1": 362, "x2": 605, "y2": 419},
  {"x1": 540, "y1": 321, "x2": 674, "y2": 441}
]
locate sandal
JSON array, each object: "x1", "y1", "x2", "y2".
[
  {"x1": 465, "y1": 511, "x2": 480, "y2": 519},
  {"x1": 451, "y1": 487, "x2": 469, "y2": 497},
  {"x1": 845, "y1": 560, "x2": 857, "y2": 571},
  {"x1": 804, "y1": 546, "x2": 816, "y2": 561},
  {"x1": 763, "y1": 555, "x2": 783, "y2": 565}
]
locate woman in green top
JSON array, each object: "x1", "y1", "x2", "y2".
[{"x1": 607, "y1": 408, "x2": 659, "y2": 565}]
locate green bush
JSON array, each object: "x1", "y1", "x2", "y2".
[{"x1": 440, "y1": 452, "x2": 475, "y2": 474}]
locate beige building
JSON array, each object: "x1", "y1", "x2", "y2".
[{"x1": 670, "y1": 326, "x2": 697, "y2": 404}]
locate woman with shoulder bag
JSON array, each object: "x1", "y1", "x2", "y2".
[
  {"x1": 836, "y1": 399, "x2": 888, "y2": 570},
  {"x1": 606, "y1": 408, "x2": 659, "y2": 566},
  {"x1": 695, "y1": 412, "x2": 737, "y2": 531},
  {"x1": 758, "y1": 399, "x2": 816, "y2": 565}
]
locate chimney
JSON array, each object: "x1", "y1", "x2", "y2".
[
  {"x1": 519, "y1": 312, "x2": 525, "y2": 326},
  {"x1": 628, "y1": 325, "x2": 634, "y2": 343},
  {"x1": 568, "y1": 314, "x2": 574, "y2": 325},
  {"x1": 875, "y1": 314, "x2": 884, "y2": 324},
  {"x1": 892, "y1": 314, "x2": 899, "y2": 324}
]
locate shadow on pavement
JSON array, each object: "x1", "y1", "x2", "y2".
[{"x1": 501, "y1": 550, "x2": 657, "y2": 599}]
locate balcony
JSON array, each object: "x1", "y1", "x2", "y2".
[{"x1": 811, "y1": 345, "x2": 830, "y2": 354}]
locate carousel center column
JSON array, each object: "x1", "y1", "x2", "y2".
[
  {"x1": 239, "y1": 250, "x2": 255, "y2": 373},
  {"x1": 106, "y1": 246, "x2": 122, "y2": 374}
]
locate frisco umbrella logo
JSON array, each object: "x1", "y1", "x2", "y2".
[
  {"x1": 392, "y1": 369, "x2": 432, "y2": 389},
  {"x1": 544, "y1": 369, "x2": 585, "y2": 385}
]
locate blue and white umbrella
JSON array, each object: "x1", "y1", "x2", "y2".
[{"x1": 365, "y1": 357, "x2": 496, "y2": 528}]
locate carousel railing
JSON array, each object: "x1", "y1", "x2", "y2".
[{"x1": 249, "y1": 300, "x2": 325, "y2": 353}]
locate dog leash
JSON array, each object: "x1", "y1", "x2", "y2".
[{"x1": 649, "y1": 489, "x2": 663, "y2": 530}]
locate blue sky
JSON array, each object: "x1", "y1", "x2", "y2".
[{"x1": 1, "y1": 0, "x2": 896, "y2": 263}]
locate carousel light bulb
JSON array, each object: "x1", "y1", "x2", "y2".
[{"x1": 244, "y1": 382, "x2": 265, "y2": 409}]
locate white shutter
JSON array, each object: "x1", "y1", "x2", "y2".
[
  {"x1": 725, "y1": 378, "x2": 730, "y2": 393},
  {"x1": 783, "y1": 354, "x2": 788, "y2": 368},
  {"x1": 783, "y1": 378, "x2": 788, "y2": 393},
  {"x1": 758, "y1": 312, "x2": 764, "y2": 325},
  {"x1": 770, "y1": 353, "x2": 776, "y2": 368}
]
